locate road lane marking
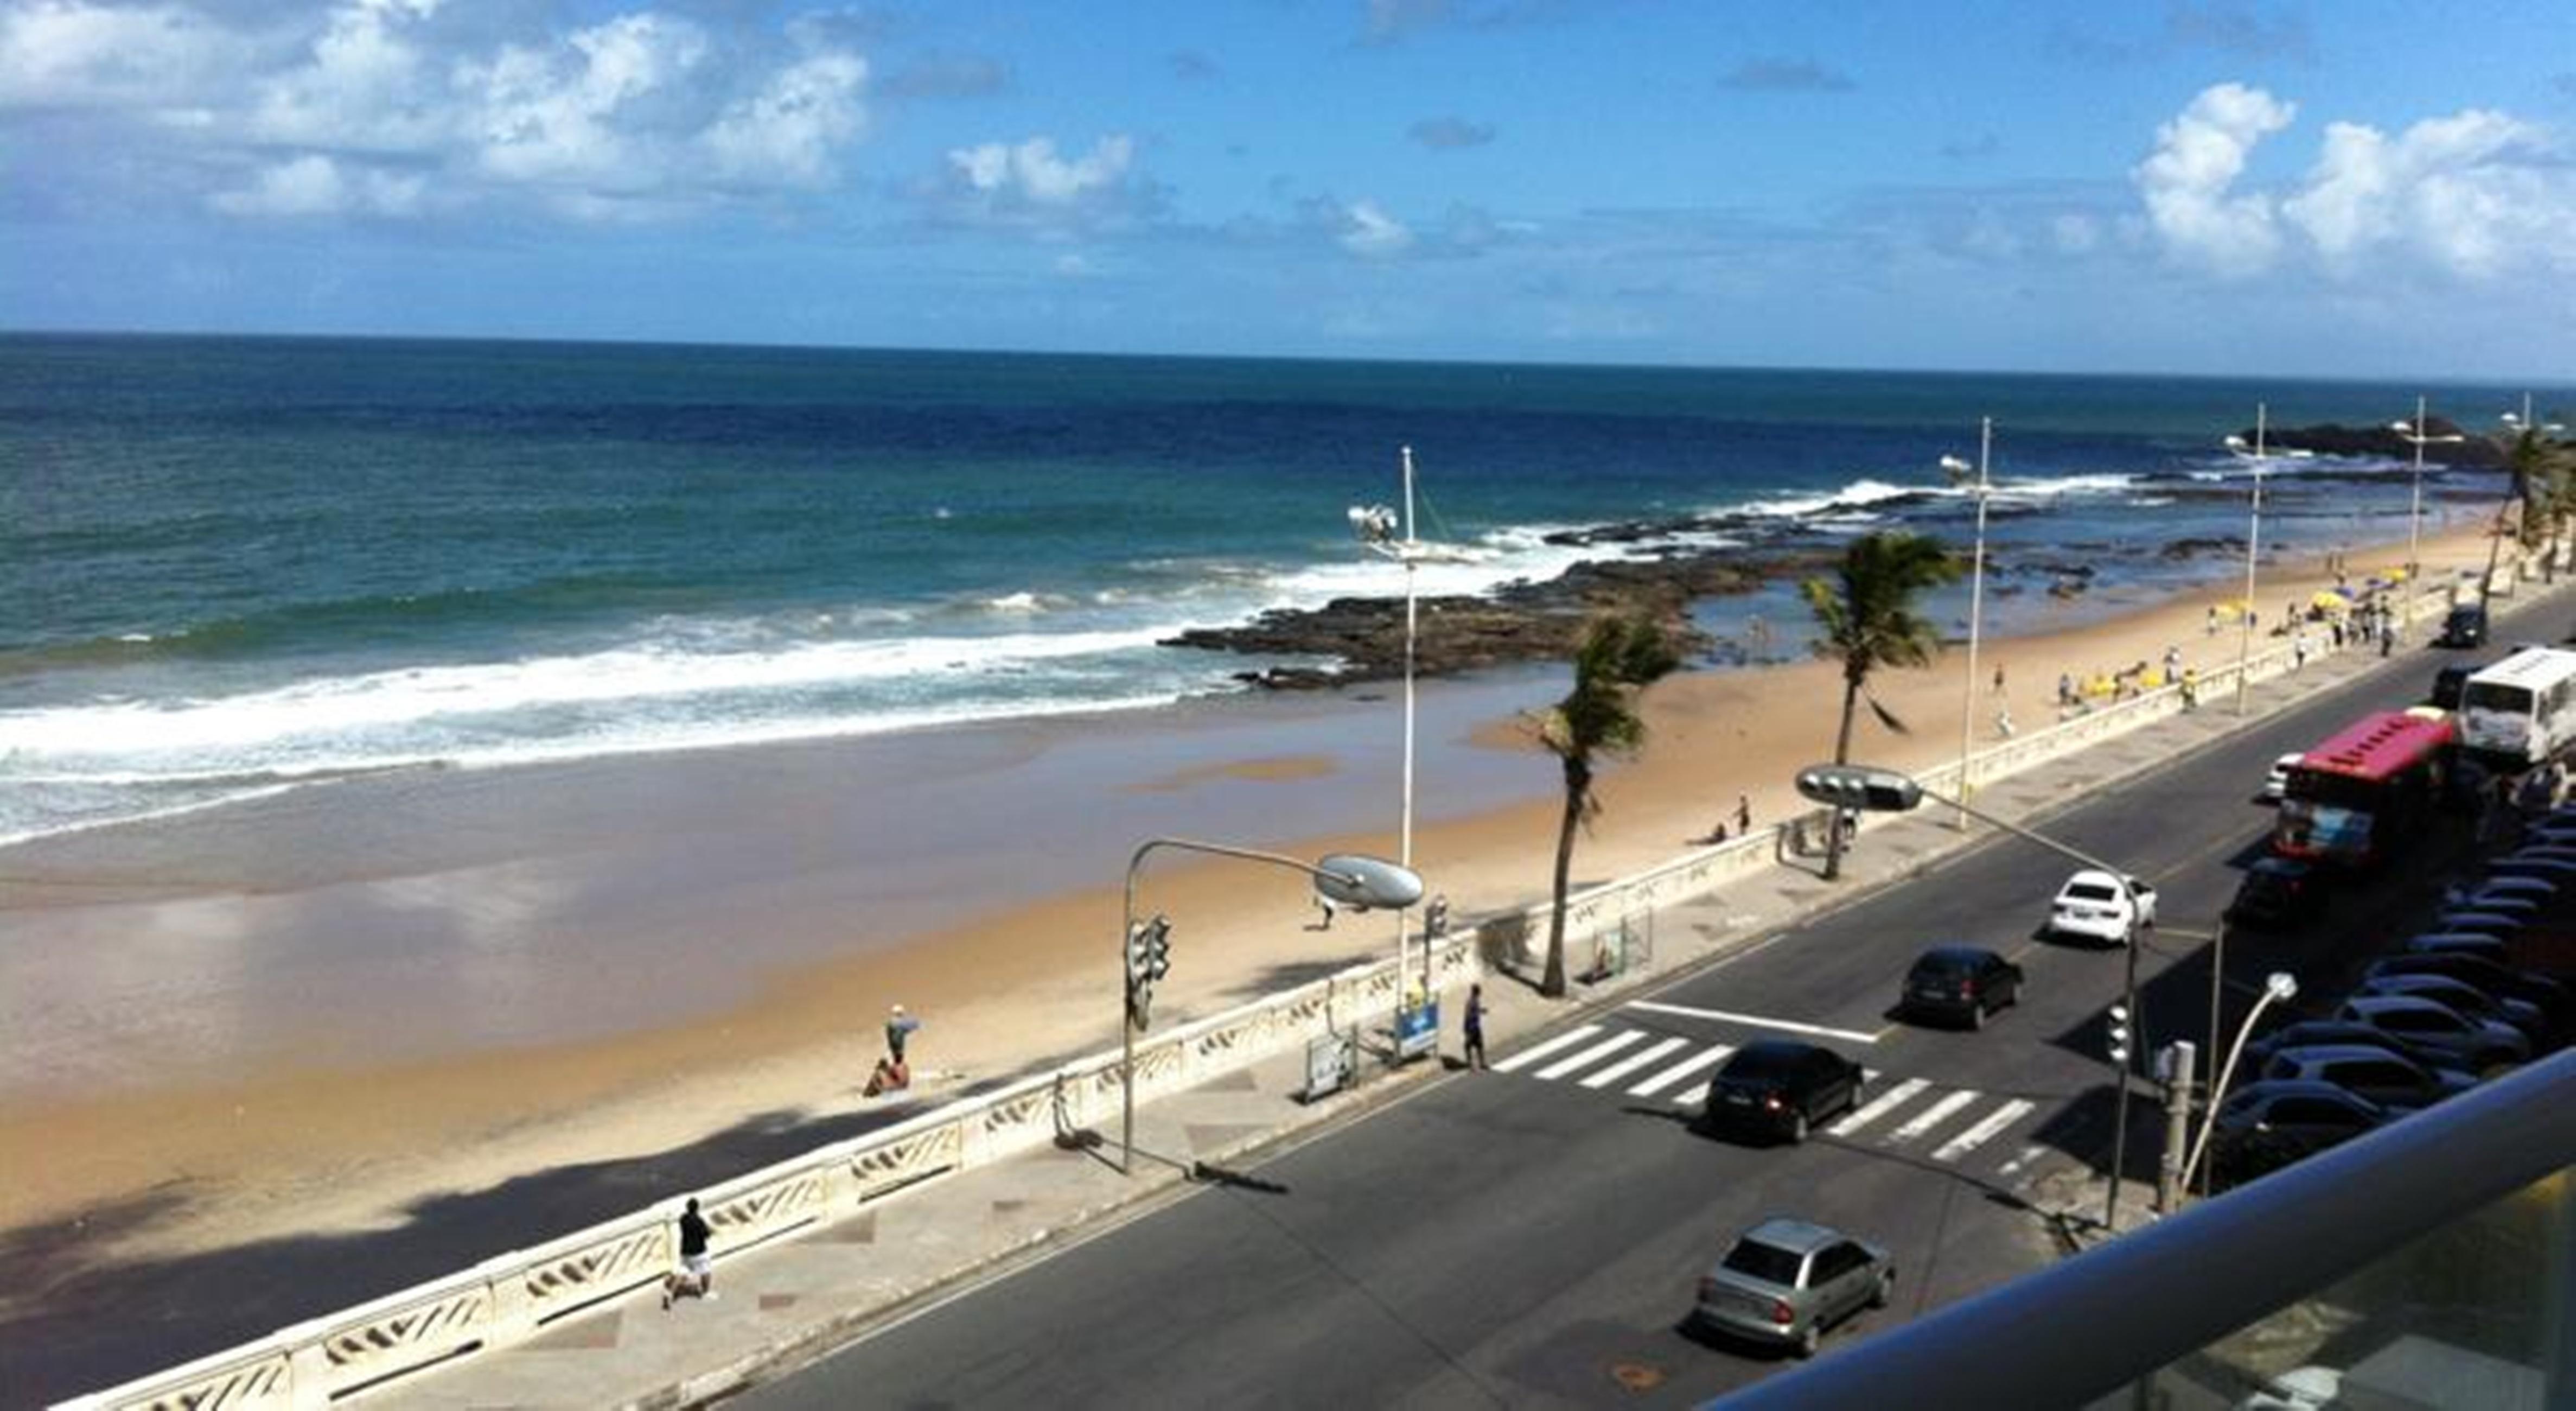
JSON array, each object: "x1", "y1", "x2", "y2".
[
  {"x1": 1490, "y1": 1025, "x2": 1604, "y2": 1074},
  {"x1": 1888, "y1": 1089, "x2": 1980, "y2": 1144},
  {"x1": 1535, "y1": 1030, "x2": 1648, "y2": 1081},
  {"x1": 1624, "y1": 1000, "x2": 1879, "y2": 1045},
  {"x1": 1630, "y1": 1045, "x2": 1734, "y2": 1098},
  {"x1": 1998, "y1": 1143, "x2": 2051, "y2": 1180},
  {"x1": 1579, "y1": 1035, "x2": 1690, "y2": 1089},
  {"x1": 1827, "y1": 1078, "x2": 1927, "y2": 1136},
  {"x1": 1933, "y1": 1099, "x2": 2037, "y2": 1162}
]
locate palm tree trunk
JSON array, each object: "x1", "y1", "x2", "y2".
[
  {"x1": 1542, "y1": 756, "x2": 1587, "y2": 998},
  {"x1": 1823, "y1": 675, "x2": 1861, "y2": 880}
]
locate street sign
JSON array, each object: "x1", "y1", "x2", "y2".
[{"x1": 1394, "y1": 999, "x2": 1439, "y2": 1062}]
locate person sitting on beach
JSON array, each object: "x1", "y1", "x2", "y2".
[{"x1": 865, "y1": 1054, "x2": 911, "y2": 1096}]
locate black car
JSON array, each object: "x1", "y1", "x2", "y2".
[
  {"x1": 2430, "y1": 660, "x2": 2495, "y2": 710},
  {"x1": 2211, "y1": 1079, "x2": 2405, "y2": 1183},
  {"x1": 2255, "y1": 1044, "x2": 2477, "y2": 1110},
  {"x1": 2439, "y1": 605, "x2": 2489, "y2": 648},
  {"x1": 2427, "y1": 910, "x2": 2526, "y2": 942},
  {"x1": 1899, "y1": 945, "x2": 2024, "y2": 1029},
  {"x1": 2242, "y1": 1019, "x2": 2460, "y2": 1075},
  {"x1": 2227, "y1": 856, "x2": 2329, "y2": 930},
  {"x1": 2364, "y1": 954, "x2": 2571, "y2": 1037},
  {"x1": 1699, "y1": 1039, "x2": 1865, "y2": 1145},
  {"x1": 2355, "y1": 973, "x2": 2551, "y2": 1046}
]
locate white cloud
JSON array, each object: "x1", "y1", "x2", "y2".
[
  {"x1": 1338, "y1": 199, "x2": 1414, "y2": 257},
  {"x1": 936, "y1": 134, "x2": 1153, "y2": 230},
  {"x1": 210, "y1": 152, "x2": 425, "y2": 217},
  {"x1": 703, "y1": 48, "x2": 866, "y2": 187},
  {"x1": 2132, "y1": 81, "x2": 2294, "y2": 276},
  {"x1": 2135, "y1": 82, "x2": 2576, "y2": 282},
  {"x1": 6, "y1": 0, "x2": 871, "y2": 223},
  {"x1": 0, "y1": 0, "x2": 249, "y2": 109}
]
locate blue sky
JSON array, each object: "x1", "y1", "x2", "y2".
[{"x1": 4, "y1": 0, "x2": 2572, "y2": 379}]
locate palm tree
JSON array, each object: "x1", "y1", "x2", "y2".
[
  {"x1": 1534, "y1": 613, "x2": 1682, "y2": 999},
  {"x1": 1802, "y1": 531, "x2": 1962, "y2": 880}
]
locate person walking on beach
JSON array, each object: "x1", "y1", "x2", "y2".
[
  {"x1": 1735, "y1": 793, "x2": 1752, "y2": 835},
  {"x1": 1313, "y1": 893, "x2": 1337, "y2": 930},
  {"x1": 2205, "y1": 605, "x2": 2220, "y2": 636},
  {"x1": 1462, "y1": 983, "x2": 1487, "y2": 1070},
  {"x1": 885, "y1": 1005, "x2": 919, "y2": 1065},
  {"x1": 662, "y1": 1197, "x2": 714, "y2": 1308}
]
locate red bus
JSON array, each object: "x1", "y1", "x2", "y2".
[{"x1": 2274, "y1": 710, "x2": 2455, "y2": 866}]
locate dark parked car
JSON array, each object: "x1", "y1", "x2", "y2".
[
  {"x1": 2337, "y1": 995, "x2": 2532, "y2": 1074},
  {"x1": 2427, "y1": 910, "x2": 2527, "y2": 942},
  {"x1": 2430, "y1": 660, "x2": 2494, "y2": 710},
  {"x1": 1899, "y1": 945, "x2": 2024, "y2": 1029},
  {"x1": 2439, "y1": 605, "x2": 2489, "y2": 648},
  {"x1": 2354, "y1": 973, "x2": 2549, "y2": 1045},
  {"x1": 2243, "y1": 1019, "x2": 2460, "y2": 1075},
  {"x1": 2364, "y1": 954, "x2": 2571, "y2": 1036},
  {"x1": 1698, "y1": 1039, "x2": 1865, "y2": 1145},
  {"x1": 2403, "y1": 932, "x2": 2513, "y2": 963},
  {"x1": 2255, "y1": 1044, "x2": 2477, "y2": 1109},
  {"x1": 2227, "y1": 856, "x2": 2329, "y2": 929},
  {"x1": 2211, "y1": 1079, "x2": 2406, "y2": 1182},
  {"x1": 1691, "y1": 1217, "x2": 1895, "y2": 1358}
]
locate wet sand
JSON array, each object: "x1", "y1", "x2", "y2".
[{"x1": 0, "y1": 526, "x2": 2504, "y2": 1263}]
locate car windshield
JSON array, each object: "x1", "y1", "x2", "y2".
[
  {"x1": 2063, "y1": 882, "x2": 2120, "y2": 904},
  {"x1": 1909, "y1": 955, "x2": 1975, "y2": 980},
  {"x1": 1720, "y1": 1238, "x2": 1803, "y2": 1285}
]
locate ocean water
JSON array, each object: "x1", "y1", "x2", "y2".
[{"x1": 0, "y1": 333, "x2": 2548, "y2": 846}]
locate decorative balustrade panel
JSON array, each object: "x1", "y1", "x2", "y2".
[
  {"x1": 321, "y1": 1281, "x2": 492, "y2": 1388},
  {"x1": 520, "y1": 1221, "x2": 665, "y2": 1318},
  {"x1": 78, "y1": 1347, "x2": 291, "y2": 1411},
  {"x1": 849, "y1": 1120, "x2": 964, "y2": 1201}
]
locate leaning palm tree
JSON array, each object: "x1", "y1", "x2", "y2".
[
  {"x1": 1534, "y1": 613, "x2": 1682, "y2": 999},
  {"x1": 1802, "y1": 531, "x2": 1962, "y2": 880}
]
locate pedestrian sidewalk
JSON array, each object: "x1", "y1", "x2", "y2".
[{"x1": 360, "y1": 626, "x2": 2451, "y2": 1409}]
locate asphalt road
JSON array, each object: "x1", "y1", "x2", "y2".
[{"x1": 737, "y1": 607, "x2": 2550, "y2": 1409}]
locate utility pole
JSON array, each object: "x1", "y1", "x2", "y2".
[{"x1": 2155, "y1": 1041, "x2": 2196, "y2": 1215}]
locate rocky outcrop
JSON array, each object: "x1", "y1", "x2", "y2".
[
  {"x1": 1161, "y1": 545, "x2": 1843, "y2": 688},
  {"x1": 2245, "y1": 418, "x2": 2504, "y2": 468}
]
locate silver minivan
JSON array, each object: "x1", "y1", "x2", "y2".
[{"x1": 1692, "y1": 1216, "x2": 1893, "y2": 1357}]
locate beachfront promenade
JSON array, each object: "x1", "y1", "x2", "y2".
[{"x1": 61, "y1": 561, "x2": 2562, "y2": 1410}]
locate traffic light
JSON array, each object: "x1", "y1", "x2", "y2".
[
  {"x1": 1126, "y1": 914, "x2": 1172, "y2": 1032},
  {"x1": 1793, "y1": 764, "x2": 1925, "y2": 814},
  {"x1": 2106, "y1": 1003, "x2": 2131, "y2": 1066}
]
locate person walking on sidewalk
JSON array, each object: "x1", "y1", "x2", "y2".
[
  {"x1": 1462, "y1": 983, "x2": 1487, "y2": 1070},
  {"x1": 661, "y1": 1197, "x2": 715, "y2": 1308}
]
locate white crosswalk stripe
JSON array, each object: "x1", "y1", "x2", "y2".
[
  {"x1": 1631, "y1": 1044, "x2": 1734, "y2": 1099},
  {"x1": 1535, "y1": 1030, "x2": 1649, "y2": 1081},
  {"x1": 1827, "y1": 1078, "x2": 1927, "y2": 1137},
  {"x1": 1887, "y1": 1090, "x2": 1981, "y2": 1145},
  {"x1": 1932, "y1": 1099, "x2": 2036, "y2": 1162},
  {"x1": 1579, "y1": 1035, "x2": 1691, "y2": 1090},
  {"x1": 1489, "y1": 1025, "x2": 1604, "y2": 1074},
  {"x1": 1483, "y1": 1025, "x2": 2057, "y2": 1180}
]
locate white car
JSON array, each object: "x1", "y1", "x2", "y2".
[
  {"x1": 2047, "y1": 869, "x2": 2158, "y2": 945},
  {"x1": 2263, "y1": 752, "x2": 2302, "y2": 802}
]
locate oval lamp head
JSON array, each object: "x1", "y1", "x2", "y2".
[{"x1": 1313, "y1": 853, "x2": 1425, "y2": 911}]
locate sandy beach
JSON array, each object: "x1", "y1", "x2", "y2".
[{"x1": 0, "y1": 524, "x2": 2510, "y2": 1270}]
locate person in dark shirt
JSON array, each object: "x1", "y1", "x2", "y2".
[{"x1": 661, "y1": 1197, "x2": 714, "y2": 1308}]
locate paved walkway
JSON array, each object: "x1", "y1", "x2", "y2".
[{"x1": 362, "y1": 625, "x2": 2456, "y2": 1409}]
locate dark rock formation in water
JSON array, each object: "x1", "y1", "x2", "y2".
[
  {"x1": 1162, "y1": 544, "x2": 1842, "y2": 688},
  {"x1": 2242, "y1": 418, "x2": 2504, "y2": 468}
]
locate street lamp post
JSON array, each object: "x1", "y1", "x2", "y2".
[
  {"x1": 2390, "y1": 398, "x2": 2466, "y2": 640},
  {"x1": 1795, "y1": 762, "x2": 2155, "y2": 1232},
  {"x1": 2223, "y1": 406, "x2": 2313, "y2": 715},
  {"x1": 1350, "y1": 448, "x2": 1470, "y2": 1006},
  {"x1": 1940, "y1": 416, "x2": 1994, "y2": 830},
  {"x1": 2179, "y1": 971, "x2": 2300, "y2": 1197},
  {"x1": 1117, "y1": 838, "x2": 1423, "y2": 1174}
]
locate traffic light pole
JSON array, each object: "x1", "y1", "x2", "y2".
[
  {"x1": 1796, "y1": 766, "x2": 2152, "y2": 1232},
  {"x1": 1117, "y1": 837, "x2": 1385, "y2": 1175}
]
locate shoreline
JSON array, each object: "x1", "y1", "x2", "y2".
[{"x1": 0, "y1": 523, "x2": 2505, "y2": 1257}]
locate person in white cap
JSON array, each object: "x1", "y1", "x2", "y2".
[{"x1": 885, "y1": 1004, "x2": 920, "y2": 1065}]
